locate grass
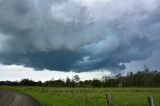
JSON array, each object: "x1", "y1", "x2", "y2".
[{"x1": 0, "y1": 86, "x2": 160, "y2": 106}]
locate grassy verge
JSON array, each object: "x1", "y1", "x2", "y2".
[{"x1": 0, "y1": 86, "x2": 160, "y2": 106}]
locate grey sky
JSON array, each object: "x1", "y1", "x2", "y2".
[{"x1": 0, "y1": 0, "x2": 160, "y2": 73}]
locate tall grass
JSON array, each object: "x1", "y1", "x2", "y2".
[{"x1": 0, "y1": 86, "x2": 160, "y2": 106}]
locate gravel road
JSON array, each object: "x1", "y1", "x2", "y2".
[{"x1": 0, "y1": 90, "x2": 41, "y2": 106}]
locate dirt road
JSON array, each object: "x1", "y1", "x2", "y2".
[{"x1": 0, "y1": 90, "x2": 41, "y2": 106}]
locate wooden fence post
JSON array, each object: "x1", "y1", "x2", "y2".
[
  {"x1": 42, "y1": 86, "x2": 45, "y2": 92},
  {"x1": 84, "y1": 90, "x2": 88, "y2": 103},
  {"x1": 148, "y1": 96, "x2": 155, "y2": 106},
  {"x1": 72, "y1": 90, "x2": 74, "y2": 97},
  {"x1": 64, "y1": 89, "x2": 66, "y2": 96},
  {"x1": 105, "y1": 93, "x2": 112, "y2": 106},
  {"x1": 85, "y1": 90, "x2": 88, "y2": 97}
]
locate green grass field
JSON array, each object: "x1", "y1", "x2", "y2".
[{"x1": 0, "y1": 86, "x2": 160, "y2": 106}]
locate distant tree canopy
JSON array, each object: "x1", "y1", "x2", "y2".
[{"x1": 0, "y1": 69, "x2": 160, "y2": 87}]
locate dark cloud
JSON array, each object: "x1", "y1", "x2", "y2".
[
  {"x1": 0, "y1": 0, "x2": 160, "y2": 72},
  {"x1": 0, "y1": 50, "x2": 84, "y2": 71}
]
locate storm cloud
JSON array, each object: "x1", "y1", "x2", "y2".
[{"x1": 0, "y1": 0, "x2": 160, "y2": 72}]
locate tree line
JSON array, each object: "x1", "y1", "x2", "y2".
[{"x1": 0, "y1": 69, "x2": 160, "y2": 87}]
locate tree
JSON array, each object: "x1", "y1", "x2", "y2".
[
  {"x1": 91, "y1": 79, "x2": 101, "y2": 87},
  {"x1": 102, "y1": 75, "x2": 109, "y2": 82},
  {"x1": 144, "y1": 64, "x2": 149, "y2": 72},
  {"x1": 73, "y1": 75, "x2": 80, "y2": 83},
  {"x1": 66, "y1": 77, "x2": 72, "y2": 87}
]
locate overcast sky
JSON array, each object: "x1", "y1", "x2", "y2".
[{"x1": 0, "y1": 0, "x2": 160, "y2": 81}]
